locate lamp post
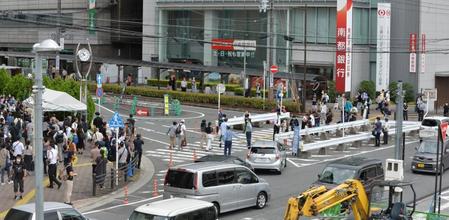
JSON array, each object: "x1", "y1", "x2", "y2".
[{"x1": 32, "y1": 39, "x2": 61, "y2": 220}]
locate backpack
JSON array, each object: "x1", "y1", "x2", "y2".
[
  {"x1": 55, "y1": 133, "x2": 64, "y2": 144},
  {"x1": 175, "y1": 125, "x2": 182, "y2": 135}
]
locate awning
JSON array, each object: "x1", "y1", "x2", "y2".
[{"x1": 23, "y1": 89, "x2": 86, "y2": 112}]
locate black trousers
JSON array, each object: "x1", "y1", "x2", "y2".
[
  {"x1": 136, "y1": 151, "x2": 142, "y2": 169},
  {"x1": 383, "y1": 131, "x2": 389, "y2": 144},
  {"x1": 14, "y1": 178, "x2": 24, "y2": 193},
  {"x1": 48, "y1": 164, "x2": 61, "y2": 187}
]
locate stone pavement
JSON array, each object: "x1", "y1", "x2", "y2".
[{"x1": 0, "y1": 144, "x2": 143, "y2": 219}]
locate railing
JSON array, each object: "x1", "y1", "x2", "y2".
[
  {"x1": 91, "y1": 155, "x2": 139, "y2": 196},
  {"x1": 225, "y1": 112, "x2": 291, "y2": 126}
]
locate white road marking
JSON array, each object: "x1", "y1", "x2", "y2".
[
  {"x1": 141, "y1": 136, "x2": 170, "y2": 146},
  {"x1": 287, "y1": 158, "x2": 300, "y2": 167},
  {"x1": 83, "y1": 195, "x2": 163, "y2": 215}
]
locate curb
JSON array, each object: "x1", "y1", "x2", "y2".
[{"x1": 75, "y1": 156, "x2": 154, "y2": 213}]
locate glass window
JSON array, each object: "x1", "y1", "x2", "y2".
[
  {"x1": 360, "y1": 167, "x2": 377, "y2": 181},
  {"x1": 60, "y1": 209, "x2": 86, "y2": 220},
  {"x1": 328, "y1": 9, "x2": 336, "y2": 44},
  {"x1": 306, "y1": 7, "x2": 317, "y2": 43},
  {"x1": 217, "y1": 170, "x2": 235, "y2": 185},
  {"x1": 422, "y1": 119, "x2": 438, "y2": 127},
  {"x1": 129, "y1": 211, "x2": 169, "y2": 220},
  {"x1": 165, "y1": 170, "x2": 194, "y2": 189},
  {"x1": 317, "y1": 8, "x2": 329, "y2": 43},
  {"x1": 292, "y1": 8, "x2": 304, "y2": 42},
  {"x1": 250, "y1": 147, "x2": 276, "y2": 154},
  {"x1": 174, "y1": 207, "x2": 216, "y2": 220},
  {"x1": 4, "y1": 209, "x2": 32, "y2": 220},
  {"x1": 319, "y1": 166, "x2": 356, "y2": 184},
  {"x1": 417, "y1": 141, "x2": 438, "y2": 154},
  {"x1": 235, "y1": 168, "x2": 253, "y2": 184},
  {"x1": 202, "y1": 171, "x2": 217, "y2": 187},
  {"x1": 44, "y1": 212, "x2": 59, "y2": 220}
]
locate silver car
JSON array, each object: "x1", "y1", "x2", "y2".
[
  {"x1": 245, "y1": 140, "x2": 288, "y2": 174},
  {"x1": 5, "y1": 202, "x2": 89, "y2": 220},
  {"x1": 163, "y1": 162, "x2": 271, "y2": 214}
]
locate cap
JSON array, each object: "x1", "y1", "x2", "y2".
[
  {"x1": 95, "y1": 112, "x2": 100, "y2": 115},
  {"x1": 181, "y1": 119, "x2": 185, "y2": 123}
]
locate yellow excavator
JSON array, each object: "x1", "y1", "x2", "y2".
[{"x1": 284, "y1": 179, "x2": 416, "y2": 220}]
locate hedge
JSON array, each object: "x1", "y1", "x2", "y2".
[
  {"x1": 389, "y1": 81, "x2": 415, "y2": 103},
  {"x1": 94, "y1": 83, "x2": 301, "y2": 113},
  {"x1": 147, "y1": 79, "x2": 241, "y2": 93},
  {"x1": 234, "y1": 87, "x2": 268, "y2": 97}
]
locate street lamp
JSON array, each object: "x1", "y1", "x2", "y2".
[{"x1": 32, "y1": 39, "x2": 61, "y2": 220}]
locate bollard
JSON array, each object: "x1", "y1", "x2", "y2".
[
  {"x1": 318, "y1": 148, "x2": 327, "y2": 155},
  {"x1": 123, "y1": 184, "x2": 129, "y2": 204},
  {"x1": 320, "y1": 132, "x2": 329, "y2": 140},
  {"x1": 152, "y1": 178, "x2": 159, "y2": 197},
  {"x1": 92, "y1": 173, "x2": 97, "y2": 196}
]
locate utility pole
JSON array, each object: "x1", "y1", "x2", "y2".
[
  {"x1": 395, "y1": 81, "x2": 403, "y2": 160},
  {"x1": 267, "y1": 0, "x2": 274, "y2": 101},
  {"x1": 285, "y1": 9, "x2": 299, "y2": 111},
  {"x1": 301, "y1": 5, "x2": 307, "y2": 112},
  {"x1": 56, "y1": 0, "x2": 62, "y2": 76}
]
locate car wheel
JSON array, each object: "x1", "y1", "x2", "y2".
[
  {"x1": 213, "y1": 202, "x2": 220, "y2": 215},
  {"x1": 255, "y1": 192, "x2": 267, "y2": 209}
]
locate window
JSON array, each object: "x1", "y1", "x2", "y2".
[
  {"x1": 217, "y1": 170, "x2": 235, "y2": 185},
  {"x1": 202, "y1": 171, "x2": 217, "y2": 187},
  {"x1": 60, "y1": 209, "x2": 86, "y2": 220},
  {"x1": 319, "y1": 166, "x2": 356, "y2": 184},
  {"x1": 422, "y1": 119, "x2": 438, "y2": 127},
  {"x1": 360, "y1": 166, "x2": 377, "y2": 181},
  {"x1": 235, "y1": 168, "x2": 253, "y2": 184},
  {"x1": 4, "y1": 209, "x2": 32, "y2": 220},
  {"x1": 165, "y1": 170, "x2": 194, "y2": 189},
  {"x1": 174, "y1": 207, "x2": 216, "y2": 220},
  {"x1": 129, "y1": 211, "x2": 169, "y2": 220},
  {"x1": 250, "y1": 147, "x2": 275, "y2": 154},
  {"x1": 44, "y1": 212, "x2": 59, "y2": 220},
  {"x1": 376, "y1": 165, "x2": 384, "y2": 176}
]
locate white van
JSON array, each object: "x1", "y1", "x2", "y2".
[
  {"x1": 128, "y1": 198, "x2": 217, "y2": 220},
  {"x1": 420, "y1": 116, "x2": 449, "y2": 138}
]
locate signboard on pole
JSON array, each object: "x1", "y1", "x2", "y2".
[
  {"x1": 108, "y1": 112, "x2": 125, "y2": 129},
  {"x1": 409, "y1": 33, "x2": 417, "y2": 73},
  {"x1": 270, "y1": 65, "x2": 278, "y2": 74},
  {"x1": 96, "y1": 87, "x2": 103, "y2": 97},
  {"x1": 164, "y1": 94, "x2": 169, "y2": 116},
  {"x1": 441, "y1": 122, "x2": 448, "y2": 142},
  {"x1": 421, "y1": 33, "x2": 426, "y2": 74},
  {"x1": 375, "y1": 3, "x2": 391, "y2": 91},
  {"x1": 335, "y1": 0, "x2": 353, "y2": 93},
  {"x1": 422, "y1": 89, "x2": 437, "y2": 102},
  {"x1": 136, "y1": 107, "x2": 149, "y2": 117}
]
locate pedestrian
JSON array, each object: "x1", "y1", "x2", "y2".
[
  {"x1": 199, "y1": 119, "x2": 207, "y2": 149},
  {"x1": 133, "y1": 134, "x2": 144, "y2": 169},
  {"x1": 12, "y1": 138, "x2": 24, "y2": 160},
  {"x1": 0, "y1": 144, "x2": 12, "y2": 185},
  {"x1": 117, "y1": 141, "x2": 129, "y2": 180},
  {"x1": 95, "y1": 149, "x2": 107, "y2": 190},
  {"x1": 205, "y1": 122, "x2": 214, "y2": 151},
  {"x1": 64, "y1": 155, "x2": 77, "y2": 205},
  {"x1": 383, "y1": 118, "x2": 390, "y2": 145},
  {"x1": 223, "y1": 126, "x2": 238, "y2": 156},
  {"x1": 403, "y1": 102, "x2": 408, "y2": 121},
  {"x1": 12, "y1": 154, "x2": 26, "y2": 200},
  {"x1": 312, "y1": 93, "x2": 317, "y2": 112},
  {"x1": 92, "y1": 112, "x2": 103, "y2": 131},
  {"x1": 23, "y1": 140, "x2": 33, "y2": 172},
  {"x1": 256, "y1": 82, "x2": 261, "y2": 98},
  {"x1": 76, "y1": 126, "x2": 85, "y2": 155},
  {"x1": 417, "y1": 100, "x2": 425, "y2": 121},
  {"x1": 169, "y1": 75, "x2": 177, "y2": 91},
  {"x1": 177, "y1": 120, "x2": 187, "y2": 150},
  {"x1": 243, "y1": 118, "x2": 253, "y2": 148},
  {"x1": 219, "y1": 117, "x2": 228, "y2": 148},
  {"x1": 374, "y1": 117, "x2": 382, "y2": 147},
  {"x1": 290, "y1": 116, "x2": 301, "y2": 156},
  {"x1": 273, "y1": 120, "x2": 280, "y2": 141},
  {"x1": 191, "y1": 77, "x2": 197, "y2": 93},
  {"x1": 320, "y1": 103, "x2": 328, "y2": 124},
  {"x1": 127, "y1": 114, "x2": 136, "y2": 138},
  {"x1": 181, "y1": 77, "x2": 187, "y2": 92},
  {"x1": 444, "y1": 103, "x2": 449, "y2": 117},
  {"x1": 167, "y1": 121, "x2": 177, "y2": 150},
  {"x1": 47, "y1": 142, "x2": 61, "y2": 189}
]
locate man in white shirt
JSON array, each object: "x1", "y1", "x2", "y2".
[
  {"x1": 219, "y1": 118, "x2": 228, "y2": 148},
  {"x1": 47, "y1": 145, "x2": 61, "y2": 189},
  {"x1": 12, "y1": 139, "x2": 24, "y2": 158},
  {"x1": 177, "y1": 120, "x2": 187, "y2": 150}
]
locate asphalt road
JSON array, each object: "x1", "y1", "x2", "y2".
[{"x1": 84, "y1": 100, "x2": 449, "y2": 219}]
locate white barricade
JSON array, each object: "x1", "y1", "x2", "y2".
[{"x1": 224, "y1": 112, "x2": 291, "y2": 126}]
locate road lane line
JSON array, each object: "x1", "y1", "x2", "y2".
[
  {"x1": 83, "y1": 195, "x2": 163, "y2": 215},
  {"x1": 141, "y1": 137, "x2": 170, "y2": 146},
  {"x1": 287, "y1": 158, "x2": 300, "y2": 167}
]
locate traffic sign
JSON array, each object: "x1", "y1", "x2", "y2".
[
  {"x1": 441, "y1": 122, "x2": 448, "y2": 142},
  {"x1": 96, "y1": 74, "x2": 103, "y2": 88},
  {"x1": 96, "y1": 87, "x2": 103, "y2": 97},
  {"x1": 108, "y1": 112, "x2": 124, "y2": 129},
  {"x1": 217, "y1": 84, "x2": 226, "y2": 94},
  {"x1": 136, "y1": 107, "x2": 149, "y2": 116},
  {"x1": 270, "y1": 65, "x2": 278, "y2": 74},
  {"x1": 422, "y1": 89, "x2": 437, "y2": 102}
]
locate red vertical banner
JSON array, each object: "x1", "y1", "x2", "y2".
[
  {"x1": 409, "y1": 33, "x2": 417, "y2": 52},
  {"x1": 335, "y1": 0, "x2": 352, "y2": 93},
  {"x1": 409, "y1": 33, "x2": 417, "y2": 73}
]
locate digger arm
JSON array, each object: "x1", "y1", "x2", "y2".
[{"x1": 283, "y1": 179, "x2": 370, "y2": 220}]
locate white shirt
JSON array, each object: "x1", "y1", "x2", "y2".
[
  {"x1": 118, "y1": 147, "x2": 128, "y2": 163},
  {"x1": 47, "y1": 147, "x2": 58, "y2": 164},
  {"x1": 71, "y1": 122, "x2": 78, "y2": 131},
  {"x1": 180, "y1": 123, "x2": 187, "y2": 136},
  {"x1": 12, "y1": 141, "x2": 24, "y2": 157}
]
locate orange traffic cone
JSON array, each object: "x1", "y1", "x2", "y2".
[
  {"x1": 193, "y1": 149, "x2": 197, "y2": 161},
  {"x1": 168, "y1": 152, "x2": 174, "y2": 168},
  {"x1": 123, "y1": 184, "x2": 129, "y2": 204},
  {"x1": 152, "y1": 178, "x2": 159, "y2": 197}
]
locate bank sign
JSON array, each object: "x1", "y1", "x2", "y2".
[
  {"x1": 376, "y1": 3, "x2": 391, "y2": 91},
  {"x1": 335, "y1": 0, "x2": 353, "y2": 93},
  {"x1": 212, "y1": 39, "x2": 256, "y2": 58}
]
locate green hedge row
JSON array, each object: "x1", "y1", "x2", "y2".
[
  {"x1": 147, "y1": 79, "x2": 241, "y2": 93},
  {"x1": 94, "y1": 83, "x2": 300, "y2": 113}
]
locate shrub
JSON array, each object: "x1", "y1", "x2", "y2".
[
  {"x1": 389, "y1": 81, "x2": 415, "y2": 103},
  {"x1": 147, "y1": 79, "x2": 241, "y2": 92},
  {"x1": 358, "y1": 80, "x2": 376, "y2": 99},
  {"x1": 96, "y1": 84, "x2": 301, "y2": 113}
]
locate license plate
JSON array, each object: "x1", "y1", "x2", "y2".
[{"x1": 417, "y1": 163, "x2": 424, "y2": 168}]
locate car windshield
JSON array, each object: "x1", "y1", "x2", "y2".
[
  {"x1": 129, "y1": 211, "x2": 169, "y2": 220},
  {"x1": 250, "y1": 147, "x2": 275, "y2": 154},
  {"x1": 319, "y1": 166, "x2": 357, "y2": 184},
  {"x1": 4, "y1": 209, "x2": 32, "y2": 220},
  {"x1": 418, "y1": 141, "x2": 438, "y2": 154},
  {"x1": 422, "y1": 119, "x2": 438, "y2": 127}
]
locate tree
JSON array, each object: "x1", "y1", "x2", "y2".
[
  {"x1": 389, "y1": 81, "x2": 415, "y2": 103},
  {"x1": 358, "y1": 80, "x2": 376, "y2": 99}
]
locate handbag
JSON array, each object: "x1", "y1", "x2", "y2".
[{"x1": 371, "y1": 130, "x2": 376, "y2": 136}]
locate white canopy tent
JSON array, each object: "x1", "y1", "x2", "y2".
[{"x1": 24, "y1": 88, "x2": 87, "y2": 112}]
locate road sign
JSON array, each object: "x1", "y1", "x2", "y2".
[
  {"x1": 422, "y1": 89, "x2": 437, "y2": 101},
  {"x1": 217, "y1": 84, "x2": 226, "y2": 94},
  {"x1": 96, "y1": 87, "x2": 103, "y2": 97},
  {"x1": 108, "y1": 112, "x2": 124, "y2": 129},
  {"x1": 270, "y1": 65, "x2": 278, "y2": 74},
  {"x1": 441, "y1": 122, "x2": 448, "y2": 142},
  {"x1": 136, "y1": 107, "x2": 149, "y2": 116},
  {"x1": 96, "y1": 74, "x2": 103, "y2": 88}
]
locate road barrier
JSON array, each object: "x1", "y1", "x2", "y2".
[
  {"x1": 92, "y1": 156, "x2": 138, "y2": 196},
  {"x1": 224, "y1": 112, "x2": 291, "y2": 127}
]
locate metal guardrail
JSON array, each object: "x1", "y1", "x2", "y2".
[
  {"x1": 225, "y1": 112, "x2": 291, "y2": 126},
  {"x1": 300, "y1": 121, "x2": 420, "y2": 152},
  {"x1": 275, "y1": 119, "x2": 370, "y2": 141}
]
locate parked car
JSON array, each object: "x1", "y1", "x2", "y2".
[
  {"x1": 195, "y1": 155, "x2": 253, "y2": 170},
  {"x1": 163, "y1": 162, "x2": 271, "y2": 214},
  {"x1": 314, "y1": 157, "x2": 384, "y2": 194},
  {"x1": 419, "y1": 116, "x2": 449, "y2": 138},
  {"x1": 129, "y1": 198, "x2": 217, "y2": 220},
  {"x1": 245, "y1": 140, "x2": 287, "y2": 174},
  {"x1": 411, "y1": 139, "x2": 449, "y2": 174},
  {"x1": 5, "y1": 202, "x2": 89, "y2": 220}
]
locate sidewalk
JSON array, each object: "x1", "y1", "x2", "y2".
[{"x1": 0, "y1": 143, "x2": 149, "y2": 219}]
